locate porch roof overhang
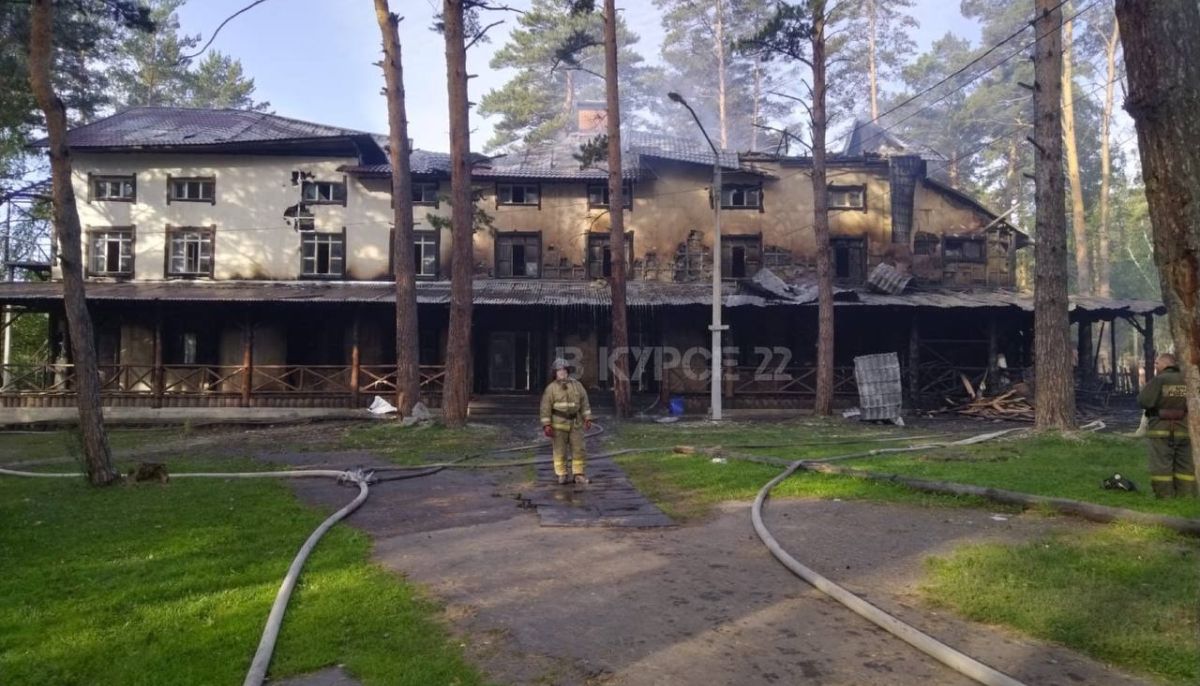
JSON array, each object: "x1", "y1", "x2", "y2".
[{"x1": 0, "y1": 280, "x2": 1165, "y2": 317}]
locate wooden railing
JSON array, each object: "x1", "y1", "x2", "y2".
[
  {"x1": 729, "y1": 366, "x2": 859, "y2": 396},
  {"x1": 0, "y1": 363, "x2": 448, "y2": 407}
]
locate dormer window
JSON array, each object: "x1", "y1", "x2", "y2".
[
  {"x1": 720, "y1": 184, "x2": 762, "y2": 210},
  {"x1": 90, "y1": 174, "x2": 136, "y2": 202},
  {"x1": 168, "y1": 176, "x2": 215, "y2": 204},
  {"x1": 301, "y1": 179, "x2": 347, "y2": 206},
  {"x1": 496, "y1": 183, "x2": 540, "y2": 207}
]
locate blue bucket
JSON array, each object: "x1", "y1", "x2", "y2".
[{"x1": 668, "y1": 396, "x2": 685, "y2": 416}]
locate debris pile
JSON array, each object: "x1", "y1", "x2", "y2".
[{"x1": 944, "y1": 376, "x2": 1034, "y2": 421}]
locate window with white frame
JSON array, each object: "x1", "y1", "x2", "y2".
[
  {"x1": 88, "y1": 228, "x2": 134, "y2": 276},
  {"x1": 414, "y1": 228, "x2": 439, "y2": 278},
  {"x1": 496, "y1": 183, "x2": 540, "y2": 207},
  {"x1": 301, "y1": 179, "x2": 347, "y2": 205},
  {"x1": 90, "y1": 175, "x2": 136, "y2": 202},
  {"x1": 412, "y1": 181, "x2": 439, "y2": 205},
  {"x1": 828, "y1": 184, "x2": 866, "y2": 210},
  {"x1": 166, "y1": 227, "x2": 214, "y2": 277},
  {"x1": 168, "y1": 176, "x2": 215, "y2": 203},
  {"x1": 301, "y1": 231, "x2": 345, "y2": 277},
  {"x1": 720, "y1": 184, "x2": 762, "y2": 209}
]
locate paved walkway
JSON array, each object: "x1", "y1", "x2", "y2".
[{"x1": 521, "y1": 453, "x2": 674, "y2": 528}]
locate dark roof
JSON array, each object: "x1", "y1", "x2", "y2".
[
  {"x1": 341, "y1": 149, "x2": 454, "y2": 177},
  {"x1": 842, "y1": 119, "x2": 911, "y2": 156},
  {"x1": 55, "y1": 107, "x2": 373, "y2": 149},
  {"x1": 0, "y1": 279, "x2": 1165, "y2": 316}
]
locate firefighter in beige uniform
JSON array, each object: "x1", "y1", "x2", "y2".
[
  {"x1": 1138, "y1": 353, "x2": 1196, "y2": 498},
  {"x1": 540, "y1": 358, "x2": 593, "y2": 485}
]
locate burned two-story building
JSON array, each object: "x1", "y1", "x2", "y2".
[{"x1": 0, "y1": 106, "x2": 1162, "y2": 411}]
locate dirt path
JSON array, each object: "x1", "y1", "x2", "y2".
[{"x1": 270, "y1": 440, "x2": 1150, "y2": 686}]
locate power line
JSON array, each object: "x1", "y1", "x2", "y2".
[{"x1": 837, "y1": 0, "x2": 1101, "y2": 155}]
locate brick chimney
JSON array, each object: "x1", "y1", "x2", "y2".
[{"x1": 575, "y1": 100, "x2": 608, "y2": 133}]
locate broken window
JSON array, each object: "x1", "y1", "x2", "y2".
[
  {"x1": 90, "y1": 174, "x2": 136, "y2": 202},
  {"x1": 587, "y1": 181, "x2": 633, "y2": 209},
  {"x1": 301, "y1": 179, "x2": 347, "y2": 205},
  {"x1": 412, "y1": 181, "x2": 439, "y2": 205},
  {"x1": 414, "y1": 228, "x2": 439, "y2": 278},
  {"x1": 301, "y1": 230, "x2": 345, "y2": 277},
  {"x1": 587, "y1": 232, "x2": 634, "y2": 279},
  {"x1": 88, "y1": 228, "x2": 134, "y2": 276},
  {"x1": 496, "y1": 183, "x2": 540, "y2": 206},
  {"x1": 828, "y1": 184, "x2": 866, "y2": 210},
  {"x1": 495, "y1": 232, "x2": 541, "y2": 278},
  {"x1": 167, "y1": 176, "x2": 215, "y2": 203},
  {"x1": 831, "y1": 237, "x2": 866, "y2": 282},
  {"x1": 167, "y1": 227, "x2": 214, "y2": 277},
  {"x1": 943, "y1": 237, "x2": 986, "y2": 263},
  {"x1": 721, "y1": 234, "x2": 763, "y2": 279},
  {"x1": 720, "y1": 184, "x2": 762, "y2": 210},
  {"x1": 913, "y1": 232, "x2": 940, "y2": 255}
]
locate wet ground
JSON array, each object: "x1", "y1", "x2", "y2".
[{"x1": 269, "y1": 421, "x2": 1151, "y2": 686}]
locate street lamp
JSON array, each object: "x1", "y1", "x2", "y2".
[{"x1": 668, "y1": 92, "x2": 725, "y2": 421}]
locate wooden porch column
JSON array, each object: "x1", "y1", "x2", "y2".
[
  {"x1": 908, "y1": 314, "x2": 920, "y2": 406},
  {"x1": 1143, "y1": 313, "x2": 1155, "y2": 383},
  {"x1": 1109, "y1": 316, "x2": 1119, "y2": 389},
  {"x1": 349, "y1": 308, "x2": 361, "y2": 408},
  {"x1": 987, "y1": 313, "x2": 999, "y2": 379},
  {"x1": 152, "y1": 309, "x2": 163, "y2": 409},
  {"x1": 240, "y1": 311, "x2": 254, "y2": 408},
  {"x1": 1077, "y1": 318, "x2": 1093, "y2": 384}
]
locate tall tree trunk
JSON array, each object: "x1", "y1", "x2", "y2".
[
  {"x1": 604, "y1": 0, "x2": 631, "y2": 418},
  {"x1": 1096, "y1": 19, "x2": 1119, "y2": 299},
  {"x1": 375, "y1": 1, "x2": 421, "y2": 415},
  {"x1": 28, "y1": 0, "x2": 116, "y2": 485},
  {"x1": 1061, "y1": 8, "x2": 1092, "y2": 294},
  {"x1": 867, "y1": 0, "x2": 880, "y2": 120},
  {"x1": 714, "y1": 0, "x2": 729, "y2": 148},
  {"x1": 1032, "y1": 0, "x2": 1075, "y2": 430},
  {"x1": 812, "y1": 3, "x2": 834, "y2": 416},
  {"x1": 1115, "y1": 0, "x2": 1200, "y2": 479},
  {"x1": 750, "y1": 56, "x2": 763, "y2": 151},
  {"x1": 442, "y1": 0, "x2": 473, "y2": 426},
  {"x1": 563, "y1": 69, "x2": 575, "y2": 126},
  {"x1": 1004, "y1": 134, "x2": 1020, "y2": 214}
]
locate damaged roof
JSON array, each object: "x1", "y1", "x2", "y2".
[
  {"x1": 55, "y1": 107, "x2": 373, "y2": 149},
  {"x1": 0, "y1": 276, "x2": 1165, "y2": 316}
]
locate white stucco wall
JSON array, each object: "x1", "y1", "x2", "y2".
[{"x1": 68, "y1": 153, "x2": 452, "y2": 282}]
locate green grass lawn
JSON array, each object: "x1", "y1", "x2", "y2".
[
  {"x1": 842, "y1": 432, "x2": 1200, "y2": 519},
  {"x1": 0, "y1": 428, "x2": 179, "y2": 464},
  {"x1": 0, "y1": 447, "x2": 483, "y2": 686},
  {"x1": 923, "y1": 523, "x2": 1200, "y2": 685},
  {"x1": 341, "y1": 421, "x2": 510, "y2": 465}
]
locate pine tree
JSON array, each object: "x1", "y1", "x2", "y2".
[
  {"x1": 740, "y1": 1, "x2": 838, "y2": 416},
  {"x1": 654, "y1": 0, "x2": 793, "y2": 151},
  {"x1": 1116, "y1": 0, "x2": 1200, "y2": 475},
  {"x1": 188, "y1": 52, "x2": 270, "y2": 111},
  {"x1": 841, "y1": 0, "x2": 917, "y2": 121},
  {"x1": 113, "y1": 0, "x2": 267, "y2": 111},
  {"x1": 476, "y1": 0, "x2": 652, "y2": 152}
]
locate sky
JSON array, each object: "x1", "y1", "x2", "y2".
[{"x1": 174, "y1": 0, "x2": 982, "y2": 152}]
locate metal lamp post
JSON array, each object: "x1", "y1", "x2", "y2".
[{"x1": 668, "y1": 92, "x2": 725, "y2": 420}]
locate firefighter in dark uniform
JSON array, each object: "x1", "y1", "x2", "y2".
[
  {"x1": 540, "y1": 358, "x2": 593, "y2": 485},
  {"x1": 1137, "y1": 353, "x2": 1196, "y2": 498}
]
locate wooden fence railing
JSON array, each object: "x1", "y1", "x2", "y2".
[{"x1": 0, "y1": 363, "x2": 448, "y2": 408}]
